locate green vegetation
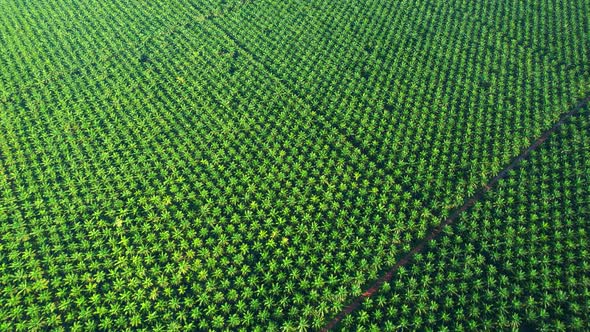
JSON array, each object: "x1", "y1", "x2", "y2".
[
  {"x1": 0, "y1": 0, "x2": 588, "y2": 330},
  {"x1": 340, "y1": 106, "x2": 590, "y2": 331},
  {"x1": 217, "y1": 0, "x2": 590, "y2": 217}
]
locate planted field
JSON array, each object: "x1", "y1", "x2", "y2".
[
  {"x1": 0, "y1": 0, "x2": 589, "y2": 331},
  {"x1": 337, "y1": 106, "x2": 590, "y2": 331}
]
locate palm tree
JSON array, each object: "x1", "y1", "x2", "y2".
[{"x1": 296, "y1": 317, "x2": 309, "y2": 332}]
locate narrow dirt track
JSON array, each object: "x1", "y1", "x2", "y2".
[{"x1": 322, "y1": 95, "x2": 590, "y2": 331}]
